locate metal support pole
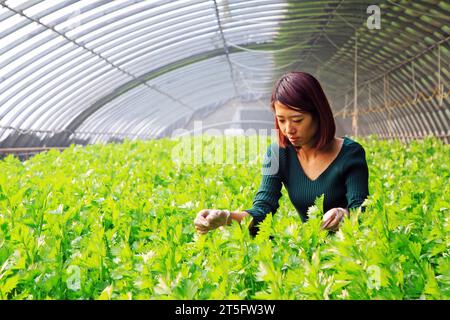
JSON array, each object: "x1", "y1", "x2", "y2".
[
  {"x1": 352, "y1": 31, "x2": 358, "y2": 138},
  {"x1": 438, "y1": 44, "x2": 443, "y2": 107},
  {"x1": 343, "y1": 94, "x2": 348, "y2": 119},
  {"x1": 384, "y1": 75, "x2": 393, "y2": 137}
]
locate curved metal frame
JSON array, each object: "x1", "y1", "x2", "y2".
[
  {"x1": 82, "y1": 89, "x2": 165, "y2": 141},
  {"x1": 76, "y1": 56, "x2": 236, "y2": 136},
  {"x1": 1, "y1": 0, "x2": 449, "y2": 146}
]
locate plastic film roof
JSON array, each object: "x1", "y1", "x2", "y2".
[{"x1": 0, "y1": 0, "x2": 449, "y2": 147}]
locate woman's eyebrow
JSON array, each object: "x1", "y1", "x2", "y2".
[{"x1": 276, "y1": 114, "x2": 304, "y2": 118}]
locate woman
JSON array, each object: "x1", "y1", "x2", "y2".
[{"x1": 194, "y1": 72, "x2": 369, "y2": 236}]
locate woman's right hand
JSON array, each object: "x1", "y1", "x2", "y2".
[
  {"x1": 321, "y1": 207, "x2": 348, "y2": 231},
  {"x1": 194, "y1": 209, "x2": 231, "y2": 234}
]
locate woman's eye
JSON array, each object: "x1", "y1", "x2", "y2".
[
  {"x1": 293, "y1": 120, "x2": 302, "y2": 123},
  {"x1": 278, "y1": 120, "x2": 285, "y2": 124}
]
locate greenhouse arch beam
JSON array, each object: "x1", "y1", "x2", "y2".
[{"x1": 64, "y1": 42, "x2": 274, "y2": 133}]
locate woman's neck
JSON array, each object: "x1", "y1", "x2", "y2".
[{"x1": 296, "y1": 137, "x2": 335, "y2": 162}]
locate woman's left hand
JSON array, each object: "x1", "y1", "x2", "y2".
[{"x1": 321, "y1": 207, "x2": 348, "y2": 231}]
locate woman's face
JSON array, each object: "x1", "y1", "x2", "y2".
[{"x1": 274, "y1": 101, "x2": 318, "y2": 148}]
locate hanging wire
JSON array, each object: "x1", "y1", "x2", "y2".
[
  {"x1": 338, "y1": 87, "x2": 450, "y2": 117},
  {"x1": 227, "y1": 39, "x2": 311, "y2": 54},
  {"x1": 229, "y1": 56, "x2": 299, "y2": 72},
  {"x1": 234, "y1": 69, "x2": 270, "y2": 110},
  {"x1": 0, "y1": 125, "x2": 153, "y2": 140},
  {"x1": 295, "y1": 0, "x2": 345, "y2": 71}
]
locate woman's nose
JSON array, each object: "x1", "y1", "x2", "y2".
[{"x1": 285, "y1": 122, "x2": 296, "y2": 134}]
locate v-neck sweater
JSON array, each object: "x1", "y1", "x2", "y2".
[{"x1": 245, "y1": 136, "x2": 369, "y2": 224}]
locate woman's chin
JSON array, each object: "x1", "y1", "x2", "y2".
[{"x1": 289, "y1": 139, "x2": 301, "y2": 147}]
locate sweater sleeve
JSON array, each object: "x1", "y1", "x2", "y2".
[
  {"x1": 244, "y1": 143, "x2": 283, "y2": 224},
  {"x1": 343, "y1": 144, "x2": 369, "y2": 211}
]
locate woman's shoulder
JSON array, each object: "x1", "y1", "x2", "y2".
[
  {"x1": 341, "y1": 136, "x2": 366, "y2": 158},
  {"x1": 342, "y1": 136, "x2": 365, "y2": 150}
]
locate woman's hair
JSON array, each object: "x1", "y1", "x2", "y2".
[{"x1": 271, "y1": 71, "x2": 336, "y2": 150}]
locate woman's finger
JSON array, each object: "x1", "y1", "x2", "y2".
[
  {"x1": 321, "y1": 210, "x2": 337, "y2": 229},
  {"x1": 326, "y1": 210, "x2": 344, "y2": 230},
  {"x1": 329, "y1": 213, "x2": 342, "y2": 228},
  {"x1": 321, "y1": 217, "x2": 333, "y2": 229},
  {"x1": 195, "y1": 226, "x2": 208, "y2": 234},
  {"x1": 322, "y1": 209, "x2": 335, "y2": 221},
  {"x1": 195, "y1": 224, "x2": 208, "y2": 231},
  {"x1": 195, "y1": 215, "x2": 209, "y2": 227},
  {"x1": 198, "y1": 209, "x2": 210, "y2": 217},
  {"x1": 326, "y1": 221, "x2": 339, "y2": 231}
]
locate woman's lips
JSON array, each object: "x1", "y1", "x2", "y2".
[{"x1": 289, "y1": 139, "x2": 301, "y2": 146}]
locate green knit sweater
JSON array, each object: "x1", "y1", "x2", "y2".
[{"x1": 245, "y1": 136, "x2": 369, "y2": 224}]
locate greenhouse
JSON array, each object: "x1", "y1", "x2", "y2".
[{"x1": 0, "y1": 0, "x2": 449, "y2": 302}]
